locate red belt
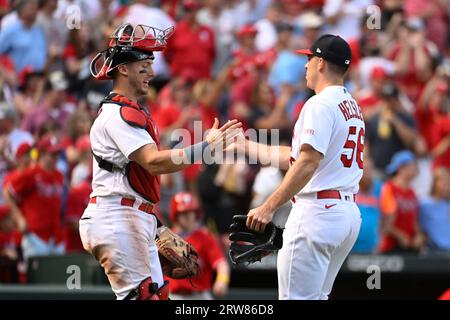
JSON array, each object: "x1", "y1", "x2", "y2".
[
  {"x1": 89, "y1": 197, "x2": 154, "y2": 214},
  {"x1": 317, "y1": 190, "x2": 355, "y2": 201}
]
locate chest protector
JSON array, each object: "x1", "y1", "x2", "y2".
[{"x1": 94, "y1": 93, "x2": 160, "y2": 204}]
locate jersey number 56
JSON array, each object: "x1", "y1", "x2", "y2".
[{"x1": 341, "y1": 126, "x2": 364, "y2": 169}]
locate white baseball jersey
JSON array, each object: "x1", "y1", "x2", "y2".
[
  {"x1": 291, "y1": 85, "x2": 365, "y2": 198},
  {"x1": 90, "y1": 102, "x2": 155, "y2": 200}
]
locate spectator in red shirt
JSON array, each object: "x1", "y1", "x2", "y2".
[
  {"x1": 167, "y1": 192, "x2": 230, "y2": 300},
  {"x1": 3, "y1": 134, "x2": 65, "y2": 260},
  {"x1": 388, "y1": 18, "x2": 434, "y2": 102},
  {"x1": 379, "y1": 150, "x2": 426, "y2": 253},
  {"x1": 356, "y1": 67, "x2": 389, "y2": 122},
  {"x1": 229, "y1": 24, "x2": 259, "y2": 106},
  {"x1": 164, "y1": 0, "x2": 215, "y2": 81},
  {"x1": 152, "y1": 72, "x2": 223, "y2": 140},
  {"x1": 416, "y1": 65, "x2": 450, "y2": 152},
  {"x1": 3, "y1": 141, "x2": 32, "y2": 189},
  {"x1": 152, "y1": 74, "x2": 223, "y2": 186}
]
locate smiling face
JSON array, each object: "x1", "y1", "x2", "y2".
[{"x1": 122, "y1": 59, "x2": 155, "y2": 97}]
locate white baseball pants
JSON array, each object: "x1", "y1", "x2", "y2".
[
  {"x1": 79, "y1": 196, "x2": 163, "y2": 300},
  {"x1": 277, "y1": 196, "x2": 361, "y2": 300}
]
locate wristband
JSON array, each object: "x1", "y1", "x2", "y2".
[
  {"x1": 184, "y1": 140, "x2": 209, "y2": 164},
  {"x1": 216, "y1": 273, "x2": 230, "y2": 285}
]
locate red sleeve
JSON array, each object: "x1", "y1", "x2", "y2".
[
  {"x1": 202, "y1": 230, "x2": 226, "y2": 269},
  {"x1": 7, "y1": 168, "x2": 36, "y2": 201}
]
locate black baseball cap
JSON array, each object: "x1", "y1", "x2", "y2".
[{"x1": 296, "y1": 34, "x2": 352, "y2": 69}]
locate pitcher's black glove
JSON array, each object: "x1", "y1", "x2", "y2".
[{"x1": 228, "y1": 215, "x2": 283, "y2": 264}]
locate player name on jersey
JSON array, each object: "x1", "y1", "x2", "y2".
[{"x1": 338, "y1": 99, "x2": 364, "y2": 122}]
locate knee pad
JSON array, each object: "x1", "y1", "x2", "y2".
[{"x1": 133, "y1": 277, "x2": 170, "y2": 300}]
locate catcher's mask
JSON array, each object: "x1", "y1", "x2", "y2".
[{"x1": 90, "y1": 23, "x2": 174, "y2": 80}]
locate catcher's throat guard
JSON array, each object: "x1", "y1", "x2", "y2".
[
  {"x1": 90, "y1": 23, "x2": 174, "y2": 80},
  {"x1": 229, "y1": 215, "x2": 283, "y2": 264}
]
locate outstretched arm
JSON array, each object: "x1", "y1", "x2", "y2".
[
  {"x1": 246, "y1": 144, "x2": 322, "y2": 232},
  {"x1": 131, "y1": 118, "x2": 242, "y2": 175},
  {"x1": 232, "y1": 138, "x2": 291, "y2": 170}
]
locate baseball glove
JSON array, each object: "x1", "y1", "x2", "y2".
[
  {"x1": 156, "y1": 226, "x2": 199, "y2": 279},
  {"x1": 229, "y1": 215, "x2": 283, "y2": 264}
]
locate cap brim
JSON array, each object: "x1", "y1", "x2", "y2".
[{"x1": 295, "y1": 49, "x2": 313, "y2": 56}]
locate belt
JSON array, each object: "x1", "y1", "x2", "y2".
[
  {"x1": 89, "y1": 197, "x2": 154, "y2": 214},
  {"x1": 316, "y1": 190, "x2": 355, "y2": 202}
]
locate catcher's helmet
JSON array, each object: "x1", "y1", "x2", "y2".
[
  {"x1": 169, "y1": 192, "x2": 200, "y2": 223},
  {"x1": 90, "y1": 23, "x2": 174, "y2": 80}
]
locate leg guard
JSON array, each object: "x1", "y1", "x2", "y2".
[{"x1": 125, "y1": 277, "x2": 170, "y2": 300}]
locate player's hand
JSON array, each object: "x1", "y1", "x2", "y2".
[
  {"x1": 212, "y1": 279, "x2": 229, "y2": 298},
  {"x1": 205, "y1": 118, "x2": 242, "y2": 151},
  {"x1": 411, "y1": 233, "x2": 426, "y2": 250},
  {"x1": 224, "y1": 128, "x2": 246, "y2": 153},
  {"x1": 246, "y1": 205, "x2": 274, "y2": 233},
  {"x1": 397, "y1": 232, "x2": 411, "y2": 248}
]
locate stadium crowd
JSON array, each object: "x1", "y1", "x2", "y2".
[{"x1": 0, "y1": 0, "x2": 449, "y2": 284}]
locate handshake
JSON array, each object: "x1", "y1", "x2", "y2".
[{"x1": 181, "y1": 118, "x2": 246, "y2": 164}]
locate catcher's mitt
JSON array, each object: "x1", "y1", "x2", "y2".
[
  {"x1": 156, "y1": 226, "x2": 199, "y2": 279},
  {"x1": 229, "y1": 215, "x2": 283, "y2": 264}
]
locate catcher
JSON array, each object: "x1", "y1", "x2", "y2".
[{"x1": 79, "y1": 23, "x2": 241, "y2": 300}]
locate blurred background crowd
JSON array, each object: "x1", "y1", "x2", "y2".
[{"x1": 0, "y1": 0, "x2": 449, "y2": 285}]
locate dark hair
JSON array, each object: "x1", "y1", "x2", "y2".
[
  {"x1": 326, "y1": 61, "x2": 348, "y2": 77},
  {"x1": 110, "y1": 68, "x2": 120, "y2": 81}
]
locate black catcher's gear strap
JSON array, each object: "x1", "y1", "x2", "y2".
[
  {"x1": 92, "y1": 153, "x2": 125, "y2": 173},
  {"x1": 229, "y1": 215, "x2": 283, "y2": 264}
]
